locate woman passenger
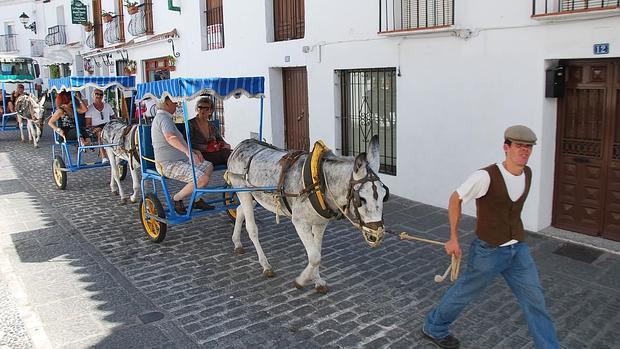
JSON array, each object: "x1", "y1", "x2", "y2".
[
  {"x1": 47, "y1": 91, "x2": 90, "y2": 146},
  {"x1": 189, "y1": 97, "x2": 231, "y2": 166}
]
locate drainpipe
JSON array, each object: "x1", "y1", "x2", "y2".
[{"x1": 168, "y1": 0, "x2": 180, "y2": 13}]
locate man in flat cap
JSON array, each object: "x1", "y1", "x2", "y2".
[{"x1": 421, "y1": 125, "x2": 559, "y2": 349}]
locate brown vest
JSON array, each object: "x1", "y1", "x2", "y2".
[{"x1": 475, "y1": 164, "x2": 532, "y2": 246}]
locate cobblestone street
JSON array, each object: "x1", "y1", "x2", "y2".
[{"x1": 1, "y1": 130, "x2": 619, "y2": 348}]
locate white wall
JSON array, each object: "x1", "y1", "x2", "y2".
[
  {"x1": 0, "y1": 0, "x2": 37, "y2": 56},
  {"x1": 14, "y1": 0, "x2": 619, "y2": 233}
]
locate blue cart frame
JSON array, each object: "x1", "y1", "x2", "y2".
[
  {"x1": 0, "y1": 79, "x2": 35, "y2": 131},
  {"x1": 136, "y1": 77, "x2": 276, "y2": 242},
  {"x1": 48, "y1": 76, "x2": 136, "y2": 189}
]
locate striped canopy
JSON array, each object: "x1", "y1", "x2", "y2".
[
  {"x1": 136, "y1": 77, "x2": 265, "y2": 101},
  {"x1": 48, "y1": 76, "x2": 136, "y2": 92},
  {"x1": 0, "y1": 75, "x2": 35, "y2": 82}
]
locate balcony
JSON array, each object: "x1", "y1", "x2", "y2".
[
  {"x1": 30, "y1": 39, "x2": 44, "y2": 57},
  {"x1": 128, "y1": 1, "x2": 153, "y2": 37},
  {"x1": 104, "y1": 15, "x2": 124, "y2": 44},
  {"x1": 379, "y1": 0, "x2": 454, "y2": 33},
  {"x1": 45, "y1": 25, "x2": 67, "y2": 46},
  {"x1": 0, "y1": 34, "x2": 18, "y2": 53},
  {"x1": 532, "y1": 0, "x2": 620, "y2": 17},
  {"x1": 86, "y1": 31, "x2": 96, "y2": 49},
  {"x1": 205, "y1": 5, "x2": 224, "y2": 50}
]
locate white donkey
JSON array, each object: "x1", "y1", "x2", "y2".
[
  {"x1": 15, "y1": 94, "x2": 47, "y2": 148},
  {"x1": 226, "y1": 136, "x2": 389, "y2": 293},
  {"x1": 101, "y1": 120, "x2": 141, "y2": 204}
]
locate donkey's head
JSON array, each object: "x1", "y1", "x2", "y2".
[
  {"x1": 16, "y1": 94, "x2": 47, "y2": 126},
  {"x1": 348, "y1": 135, "x2": 389, "y2": 247}
]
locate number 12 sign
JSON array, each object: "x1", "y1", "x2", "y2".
[{"x1": 593, "y1": 43, "x2": 609, "y2": 55}]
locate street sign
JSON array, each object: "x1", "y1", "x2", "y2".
[
  {"x1": 593, "y1": 43, "x2": 609, "y2": 55},
  {"x1": 71, "y1": 0, "x2": 88, "y2": 25}
]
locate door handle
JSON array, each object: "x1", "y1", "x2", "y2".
[{"x1": 573, "y1": 157, "x2": 591, "y2": 164}]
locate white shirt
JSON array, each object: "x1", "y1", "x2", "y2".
[
  {"x1": 85, "y1": 103, "x2": 115, "y2": 127},
  {"x1": 456, "y1": 163, "x2": 526, "y2": 246}
]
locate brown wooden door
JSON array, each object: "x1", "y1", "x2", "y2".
[
  {"x1": 553, "y1": 59, "x2": 620, "y2": 241},
  {"x1": 283, "y1": 67, "x2": 309, "y2": 151}
]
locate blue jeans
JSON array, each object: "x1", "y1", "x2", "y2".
[{"x1": 424, "y1": 238, "x2": 559, "y2": 349}]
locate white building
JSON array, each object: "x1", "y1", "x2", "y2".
[{"x1": 3, "y1": 0, "x2": 620, "y2": 243}]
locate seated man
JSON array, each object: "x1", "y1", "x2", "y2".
[
  {"x1": 86, "y1": 89, "x2": 115, "y2": 163},
  {"x1": 151, "y1": 96, "x2": 214, "y2": 214}
]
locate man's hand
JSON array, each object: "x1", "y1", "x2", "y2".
[
  {"x1": 445, "y1": 237, "x2": 461, "y2": 258},
  {"x1": 190, "y1": 149, "x2": 204, "y2": 165}
]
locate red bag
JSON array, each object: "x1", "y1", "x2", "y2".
[{"x1": 206, "y1": 140, "x2": 230, "y2": 153}]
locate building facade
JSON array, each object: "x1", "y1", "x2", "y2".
[{"x1": 2, "y1": 0, "x2": 619, "y2": 242}]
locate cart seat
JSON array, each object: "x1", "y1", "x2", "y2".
[{"x1": 138, "y1": 124, "x2": 160, "y2": 176}]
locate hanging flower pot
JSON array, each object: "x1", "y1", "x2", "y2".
[
  {"x1": 127, "y1": 6, "x2": 139, "y2": 15},
  {"x1": 82, "y1": 22, "x2": 93, "y2": 32},
  {"x1": 102, "y1": 11, "x2": 114, "y2": 23}
]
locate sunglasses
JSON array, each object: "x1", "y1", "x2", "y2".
[
  {"x1": 99, "y1": 111, "x2": 104, "y2": 120},
  {"x1": 197, "y1": 106, "x2": 212, "y2": 110},
  {"x1": 94, "y1": 93, "x2": 103, "y2": 97}
]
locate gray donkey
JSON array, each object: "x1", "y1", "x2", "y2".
[
  {"x1": 101, "y1": 120, "x2": 141, "y2": 204},
  {"x1": 226, "y1": 136, "x2": 388, "y2": 293},
  {"x1": 15, "y1": 94, "x2": 46, "y2": 148}
]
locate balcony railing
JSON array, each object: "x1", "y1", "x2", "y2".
[
  {"x1": 205, "y1": 5, "x2": 224, "y2": 50},
  {"x1": 379, "y1": 0, "x2": 454, "y2": 33},
  {"x1": 0, "y1": 34, "x2": 18, "y2": 53},
  {"x1": 45, "y1": 25, "x2": 67, "y2": 46},
  {"x1": 104, "y1": 15, "x2": 123, "y2": 44},
  {"x1": 30, "y1": 39, "x2": 44, "y2": 57},
  {"x1": 533, "y1": 0, "x2": 620, "y2": 16},
  {"x1": 128, "y1": 1, "x2": 153, "y2": 37},
  {"x1": 86, "y1": 31, "x2": 96, "y2": 49}
]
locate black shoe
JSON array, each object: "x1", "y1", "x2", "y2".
[
  {"x1": 421, "y1": 328, "x2": 460, "y2": 349},
  {"x1": 192, "y1": 198, "x2": 215, "y2": 211},
  {"x1": 173, "y1": 200, "x2": 187, "y2": 215}
]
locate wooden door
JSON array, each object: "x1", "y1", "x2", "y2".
[
  {"x1": 553, "y1": 59, "x2": 620, "y2": 241},
  {"x1": 283, "y1": 67, "x2": 309, "y2": 151}
]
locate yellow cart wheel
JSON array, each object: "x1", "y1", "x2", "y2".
[
  {"x1": 139, "y1": 193, "x2": 167, "y2": 243},
  {"x1": 52, "y1": 155, "x2": 67, "y2": 190},
  {"x1": 223, "y1": 191, "x2": 239, "y2": 222},
  {"x1": 118, "y1": 162, "x2": 128, "y2": 181}
]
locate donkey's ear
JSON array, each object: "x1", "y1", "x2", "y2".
[
  {"x1": 366, "y1": 135, "x2": 380, "y2": 174},
  {"x1": 39, "y1": 95, "x2": 46, "y2": 106},
  {"x1": 353, "y1": 152, "x2": 368, "y2": 180}
]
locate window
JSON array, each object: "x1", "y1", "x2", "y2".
[
  {"x1": 340, "y1": 68, "x2": 397, "y2": 175},
  {"x1": 204, "y1": 0, "x2": 224, "y2": 50},
  {"x1": 379, "y1": 0, "x2": 454, "y2": 32},
  {"x1": 144, "y1": 57, "x2": 171, "y2": 82},
  {"x1": 274, "y1": 0, "x2": 304, "y2": 41}
]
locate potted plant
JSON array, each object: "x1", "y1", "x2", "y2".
[
  {"x1": 166, "y1": 55, "x2": 176, "y2": 71},
  {"x1": 125, "y1": 1, "x2": 139, "y2": 15},
  {"x1": 124, "y1": 59, "x2": 137, "y2": 75},
  {"x1": 102, "y1": 11, "x2": 114, "y2": 23},
  {"x1": 82, "y1": 21, "x2": 93, "y2": 32}
]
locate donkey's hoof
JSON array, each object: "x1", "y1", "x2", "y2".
[
  {"x1": 120, "y1": 198, "x2": 128, "y2": 205},
  {"x1": 293, "y1": 281, "x2": 304, "y2": 290},
  {"x1": 234, "y1": 247, "x2": 245, "y2": 255},
  {"x1": 315, "y1": 285, "x2": 329, "y2": 294},
  {"x1": 263, "y1": 269, "x2": 275, "y2": 278},
  {"x1": 112, "y1": 191, "x2": 119, "y2": 196}
]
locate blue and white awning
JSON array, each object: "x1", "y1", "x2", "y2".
[
  {"x1": 136, "y1": 77, "x2": 265, "y2": 101},
  {"x1": 48, "y1": 76, "x2": 136, "y2": 92}
]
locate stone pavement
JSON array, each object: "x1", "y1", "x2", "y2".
[{"x1": 0, "y1": 130, "x2": 619, "y2": 348}]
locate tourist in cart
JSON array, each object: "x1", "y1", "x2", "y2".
[
  {"x1": 47, "y1": 91, "x2": 90, "y2": 146},
  {"x1": 151, "y1": 96, "x2": 214, "y2": 215},
  {"x1": 189, "y1": 97, "x2": 231, "y2": 166}
]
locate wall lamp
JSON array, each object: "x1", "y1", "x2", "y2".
[{"x1": 19, "y1": 13, "x2": 37, "y2": 34}]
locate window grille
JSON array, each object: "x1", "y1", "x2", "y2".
[{"x1": 340, "y1": 68, "x2": 397, "y2": 175}]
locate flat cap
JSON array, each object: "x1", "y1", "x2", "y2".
[{"x1": 504, "y1": 125, "x2": 537, "y2": 145}]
